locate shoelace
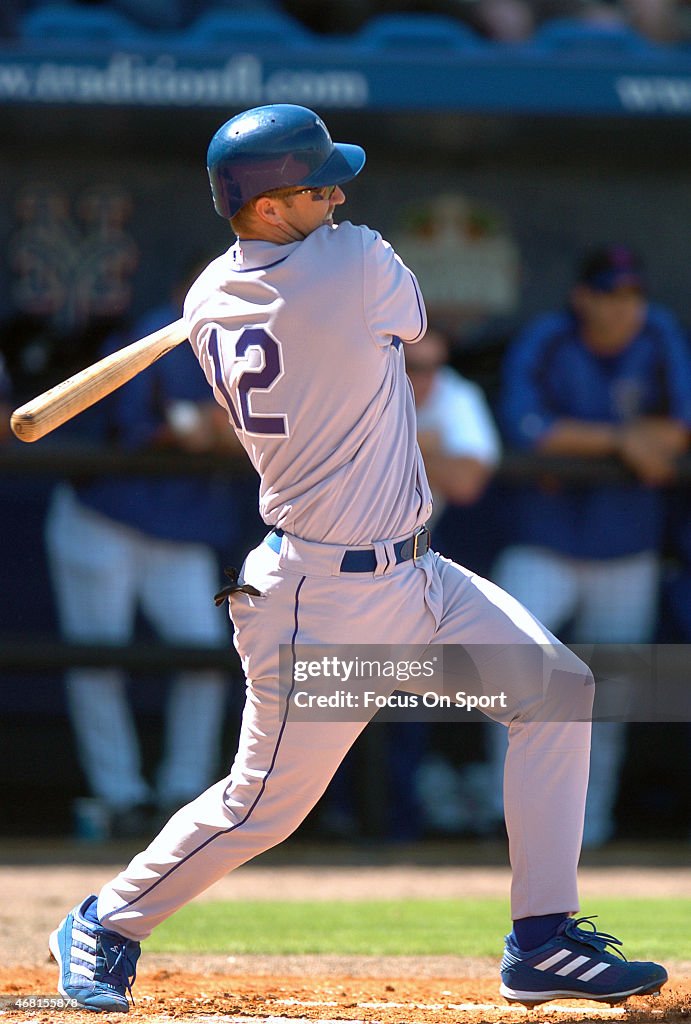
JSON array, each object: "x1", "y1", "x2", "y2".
[
  {"x1": 101, "y1": 935, "x2": 139, "y2": 1006},
  {"x1": 565, "y1": 916, "x2": 627, "y2": 961}
]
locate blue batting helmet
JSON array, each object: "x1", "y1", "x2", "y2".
[{"x1": 207, "y1": 104, "x2": 366, "y2": 219}]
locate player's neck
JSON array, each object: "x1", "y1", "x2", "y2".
[{"x1": 236, "y1": 212, "x2": 310, "y2": 245}]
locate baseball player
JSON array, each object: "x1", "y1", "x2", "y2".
[{"x1": 49, "y1": 104, "x2": 667, "y2": 1012}]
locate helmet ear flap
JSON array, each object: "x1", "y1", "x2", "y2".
[{"x1": 207, "y1": 104, "x2": 365, "y2": 219}]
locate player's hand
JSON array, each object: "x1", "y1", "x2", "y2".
[
  {"x1": 616, "y1": 419, "x2": 687, "y2": 486},
  {"x1": 633, "y1": 416, "x2": 689, "y2": 455}
]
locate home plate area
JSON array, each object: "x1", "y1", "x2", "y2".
[
  {"x1": 1, "y1": 966, "x2": 689, "y2": 1024},
  {"x1": 110, "y1": 969, "x2": 690, "y2": 1024}
]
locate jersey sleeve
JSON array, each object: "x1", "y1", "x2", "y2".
[
  {"x1": 361, "y1": 227, "x2": 427, "y2": 346},
  {"x1": 499, "y1": 314, "x2": 564, "y2": 449}
]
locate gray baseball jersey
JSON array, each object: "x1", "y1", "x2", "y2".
[
  {"x1": 185, "y1": 221, "x2": 431, "y2": 545},
  {"x1": 96, "y1": 219, "x2": 593, "y2": 943}
]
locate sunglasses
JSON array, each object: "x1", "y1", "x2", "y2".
[{"x1": 265, "y1": 184, "x2": 338, "y2": 202}]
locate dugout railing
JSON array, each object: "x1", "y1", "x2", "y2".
[{"x1": 1, "y1": 445, "x2": 689, "y2": 674}]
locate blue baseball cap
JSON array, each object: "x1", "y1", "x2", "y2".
[
  {"x1": 577, "y1": 245, "x2": 645, "y2": 293},
  {"x1": 207, "y1": 105, "x2": 366, "y2": 219}
]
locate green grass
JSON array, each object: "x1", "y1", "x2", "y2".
[{"x1": 148, "y1": 898, "x2": 690, "y2": 960}]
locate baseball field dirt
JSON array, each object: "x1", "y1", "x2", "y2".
[{"x1": 1, "y1": 840, "x2": 689, "y2": 1024}]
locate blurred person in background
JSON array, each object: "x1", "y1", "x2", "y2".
[
  {"x1": 45, "y1": 260, "x2": 249, "y2": 839},
  {"x1": 410, "y1": 325, "x2": 501, "y2": 522},
  {"x1": 488, "y1": 243, "x2": 691, "y2": 847}
]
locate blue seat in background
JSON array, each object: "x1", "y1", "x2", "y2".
[
  {"x1": 184, "y1": 8, "x2": 315, "y2": 50},
  {"x1": 20, "y1": 2, "x2": 146, "y2": 43},
  {"x1": 205, "y1": 0, "x2": 285, "y2": 13},
  {"x1": 355, "y1": 13, "x2": 486, "y2": 52},
  {"x1": 528, "y1": 16, "x2": 661, "y2": 55}
]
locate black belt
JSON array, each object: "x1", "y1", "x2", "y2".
[{"x1": 266, "y1": 526, "x2": 431, "y2": 572}]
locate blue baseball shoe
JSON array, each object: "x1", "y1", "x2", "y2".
[
  {"x1": 49, "y1": 894, "x2": 140, "y2": 1012},
  {"x1": 500, "y1": 916, "x2": 667, "y2": 1005}
]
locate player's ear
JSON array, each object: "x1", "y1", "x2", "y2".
[{"x1": 254, "y1": 195, "x2": 285, "y2": 226}]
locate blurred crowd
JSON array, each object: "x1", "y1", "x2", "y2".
[
  {"x1": 287, "y1": 0, "x2": 691, "y2": 44},
  {"x1": 2, "y1": 0, "x2": 691, "y2": 44}
]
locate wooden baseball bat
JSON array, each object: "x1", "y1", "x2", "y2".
[{"x1": 10, "y1": 318, "x2": 189, "y2": 443}]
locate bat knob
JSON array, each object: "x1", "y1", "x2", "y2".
[{"x1": 10, "y1": 409, "x2": 37, "y2": 443}]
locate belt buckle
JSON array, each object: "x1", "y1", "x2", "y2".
[{"x1": 412, "y1": 526, "x2": 431, "y2": 562}]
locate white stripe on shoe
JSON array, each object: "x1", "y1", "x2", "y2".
[
  {"x1": 578, "y1": 962, "x2": 612, "y2": 982},
  {"x1": 555, "y1": 955, "x2": 591, "y2": 976},
  {"x1": 73, "y1": 927, "x2": 97, "y2": 949},
  {"x1": 72, "y1": 947, "x2": 97, "y2": 966},
  {"x1": 534, "y1": 949, "x2": 572, "y2": 971},
  {"x1": 71, "y1": 964, "x2": 94, "y2": 980}
]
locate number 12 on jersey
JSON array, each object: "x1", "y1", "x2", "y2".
[{"x1": 207, "y1": 325, "x2": 289, "y2": 437}]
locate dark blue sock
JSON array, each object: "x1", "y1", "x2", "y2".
[
  {"x1": 512, "y1": 912, "x2": 568, "y2": 951},
  {"x1": 83, "y1": 896, "x2": 101, "y2": 927}
]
